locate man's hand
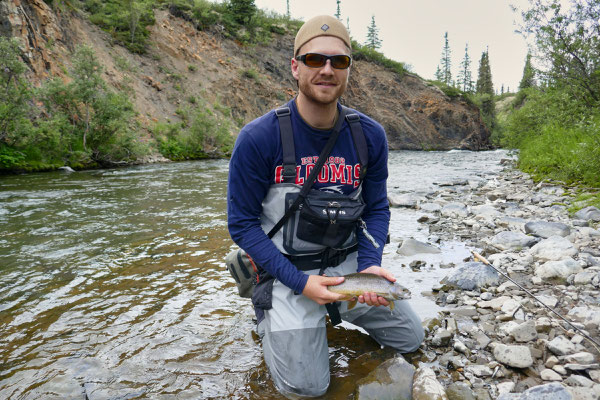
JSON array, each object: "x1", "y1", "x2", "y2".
[
  {"x1": 357, "y1": 266, "x2": 396, "y2": 307},
  {"x1": 302, "y1": 275, "x2": 346, "y2": 305}
]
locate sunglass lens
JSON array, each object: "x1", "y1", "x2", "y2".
[
  {"x1": 331, "y1": 55, "x2": 350, "y2": 69},
  {"x1": 304, "y1": 54, "x2": 326, "y2": 67}
]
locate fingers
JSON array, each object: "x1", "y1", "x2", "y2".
[
  {"x1": 357, "y1": 292, "x2": 390, "y2": 307},
  {"x1": 322, "y1": 275, "x2": 345, "y2": 286}
]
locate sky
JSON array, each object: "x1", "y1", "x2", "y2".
[{"x1": 254, "y1": 0, "x2": 533, "y2": 92}]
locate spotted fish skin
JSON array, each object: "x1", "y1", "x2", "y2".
[{"x1": 327, "y1": 273, "x2": 411, "y2": 309}]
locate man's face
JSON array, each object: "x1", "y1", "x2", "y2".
[{"x1": 291, "y1": 36, "x2": 351, "y2": 106}]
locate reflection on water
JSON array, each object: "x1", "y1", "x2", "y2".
[{"x1": 0, "y1": 150, "x2": 509, "y2": 399}]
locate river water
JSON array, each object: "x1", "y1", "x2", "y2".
[{"x1": 0, "y1": 150, "x2": 509, "y2": 399}]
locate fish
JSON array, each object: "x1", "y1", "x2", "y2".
[{"x1": 327, "y1": 273, "x2": 411, "y2": 310}]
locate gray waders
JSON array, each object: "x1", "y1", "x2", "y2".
[{"x1": 252, "y1": 105, "x2": 424, "y2": 398}]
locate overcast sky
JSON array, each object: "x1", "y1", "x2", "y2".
[{"x1": 254, "y1": 0, "x2": 532, "y2": 92}]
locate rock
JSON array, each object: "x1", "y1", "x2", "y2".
[
  {"x1": 58, "y1": 166, "x2": 75, "y2": 173},
  {"x1": 565, "y1": 352, "x2": 596, "y2": 364},
  {"x1": 355, "y1": 356, "x2": 414, "y2": 400},
  {"x1": 472, "y1": 204, "x2": 502, "y2": 220},
  {"x1": 478, "y1": 296, "x2": 512, "y2": 311},
  {"x1": 441, "y1": 203, "x2": 469, "y2": 218},
  {"x1": 419, "y1": 203, "x2": 442, "y2": 213},
  {"x1": 497, "y1": 382, "x2": 571, "y2": 400},
  {"x1": 574, "y1": 206, "x2": 600, "y2": 222},
  {"x1": 411, "y1": 367, "x2": 448, "y2": 400},
  {"x1": 431, "y1": 329, "x2": 452, "y2": 347},
  {"x1": 397, "y1": 238, "x2": 441, "y2": 256},
  {"x1": 440, "y1": 262, "x2": 501, "y2": 290},
  {"x1": 573, "y1": 270, "x2": 599, "y2": 285},
  {"x1": 508, "y1": 320, "x2": 538, "y2": 343},
  {"x1": 525, "y1": 221, "x2": 570, "y2": 238},
  {"x1": 492, "y1": 343, "x2": 534, "y2": 368},
  {"x1": 534, "y1": 258, "x2": 583, "y2": 280},
  {"x1": 565, "y1": 363, "x2": 600, "y2": 371},
  {"x1": 480, "y1": 292, "x2": 493, "y2": 301},
  {"x1": 389, "y1": 193, "x2": 421, "y2": 208},
  {"x1": 546, "y1": 336, "x2": 577, "y2": 356},
  {"x1": 564, "y1": 375, "x2": 595, "y2": 387},
  {"x1": 496, "y1": 381, "x2": 516, "y2": 396},
  {"x1": 566, "y1": 386, "x2": 598, "y2": 400},
  {"x1": 530, "y1": 236, "x2": 578, "y2": 262},
  {"x1": 446, "y1": 381, "x2": 476, "y2": 400},
  {"x1": 536, "y1": 295, "x2": 558, "y2": 308},
  {"x1": 497, "y1": 216, "x2": 528, "y2": 231},
  {"x1": 490, "y1": 231, "x2": 537, "y2": 251},
  {"x1": 465, "y1": 364, "x2": 494, "y2": 377},
  {"x1": 567, "y1": 306, "x2": 600, "y2": 329},
  {"x1": 540, "y1": 369, "x2": 563, "y2": 381},
  {"x1": 453, "y1": 339, "x2": 470, "y2": 355},
  {"x1": 545, "y1": 356, "x2": 559, "y2": 368}
]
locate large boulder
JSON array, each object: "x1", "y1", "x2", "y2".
[
  {"x1": 355, "y1": 356, "x2": 415, "y2": 400},
  {"x1": 440, "y1": 262, "x2": 501, "y2": 290}
]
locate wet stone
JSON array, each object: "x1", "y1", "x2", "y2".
[
  {"x1": 446, "y1": 381, "x2": 476, "y2": 400},
  {"x1": 431, "y1": 329, "x2": 452, "y2": 347}
]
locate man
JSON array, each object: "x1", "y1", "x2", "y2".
[{"x1": 227, "y1": 15, "x2": 424, "y2": 398}]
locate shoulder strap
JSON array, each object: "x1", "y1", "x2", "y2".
[
  {"x1": 275, "y1": 106, "x2": 296, "y2": 183},
  {"x1": 344, "y1": 108, "x2": 369, "y2": 182},
  {"x1": 267, "y1": 107, "x2": 348, "y2": 238}
]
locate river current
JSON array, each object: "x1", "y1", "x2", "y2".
[{"x1": 0, "y1": 150, "x2": 509, "y2": 399}]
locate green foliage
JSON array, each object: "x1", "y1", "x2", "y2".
[
  {"x1": 152, "y1": 100, "x2": 233, "y2": 160},
  {"x1": 429, "y1": 80, "x2": 461, "y2": 98},
  {"x1": 365, "y1": 15, "x2": 382, "y2": 50},
  {"x1": 500, "y1": 87, "x2": 600, "y2": 187},
  {"x1": 83, "y1": 0, "x2": 155, "y2": 53},
  {"x1": 351, "y1": 41, "x2": 407, "y2": 77},
  {"x1": 476, "y1": 51, "x2": 494, "y2": 95},
  {"x1": 241, "y1": 68, "x2": 259, "y2": 81},
  {"x1": 518, "y1": 53, "x2": 536, "y2": 90},
  {"x1": 519, "y1": 0, "x2": 600, "y2": 107}
]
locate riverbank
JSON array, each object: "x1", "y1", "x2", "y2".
[{"x1": 366, "y1": 161, "x2": 600, "y2": 399}]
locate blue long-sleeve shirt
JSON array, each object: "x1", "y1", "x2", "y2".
[{"x1": 227, "y1": 99, "x2": 390, "y2": 294}]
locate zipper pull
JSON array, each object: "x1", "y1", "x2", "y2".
[{"x1": 359, "y1": 218, "x2": 380, "y2": 249}]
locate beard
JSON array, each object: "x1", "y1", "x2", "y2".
[{"x1": 297, "y1": 76, "x2": 348, "y2": 106}]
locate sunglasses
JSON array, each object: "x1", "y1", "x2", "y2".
[{"x1": 295, "y1": 53, "x2": 352, "y2": 69}]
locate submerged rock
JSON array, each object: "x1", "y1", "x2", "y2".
[
  {"x1": 355, "y1": 356, "x2": 415, "y2": 400},
  {"x1": 446, "y1": 382, "x2": 476, "y2": 400},
  {"x1": 440, "y1": 262, "x2": 501, "y2": 290}
]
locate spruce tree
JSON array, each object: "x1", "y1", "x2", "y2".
[
  {"x1": 335, "y1": 0, "x2": 341, "y2": 20},
  {"x1": 475, "y1": 50, "x2": 496, "y2": 130},
  {"x1": 228, "y1": 0, "x2": 256, "y2": 25},
  {"x1": 286, "y1": 0, "x2": 290, "y2": 18},
  {"x1": 439, "y1": 32, "x2": 452, "y2": 85},
  {"x1": 434, "y1": 65, "x2": 443, "y2": 82},
  {"x1": 457, "y1": 43, "x2": 473, "y2": 93},
  {"x1": 518, "y1": 53, "x2": 535, "y2": 90},
  {"x1": 346, "y1": 17, "x2": 351, "y2": 36},
  {"x1": 365, "y1": 15, "x2": 382, "y2": 50},
  {"x1": 476, "y1": 50, "x2": 494, "y2": 95}
]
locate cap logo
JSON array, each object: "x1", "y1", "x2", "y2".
[{"x1": 321, "y1": 24, "x2": 330, "y2": 32}]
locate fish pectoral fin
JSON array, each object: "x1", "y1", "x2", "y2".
[
  {"x1": 389, "y1": 301, "x2": 395, "y2": 311},
  {"x1": 347, "y1": 299, "x2": 358, "y2": 310}
]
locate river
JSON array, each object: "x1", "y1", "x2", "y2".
[{"x1": 0, "y1": 150, "x2": 510, "y2": 399}]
